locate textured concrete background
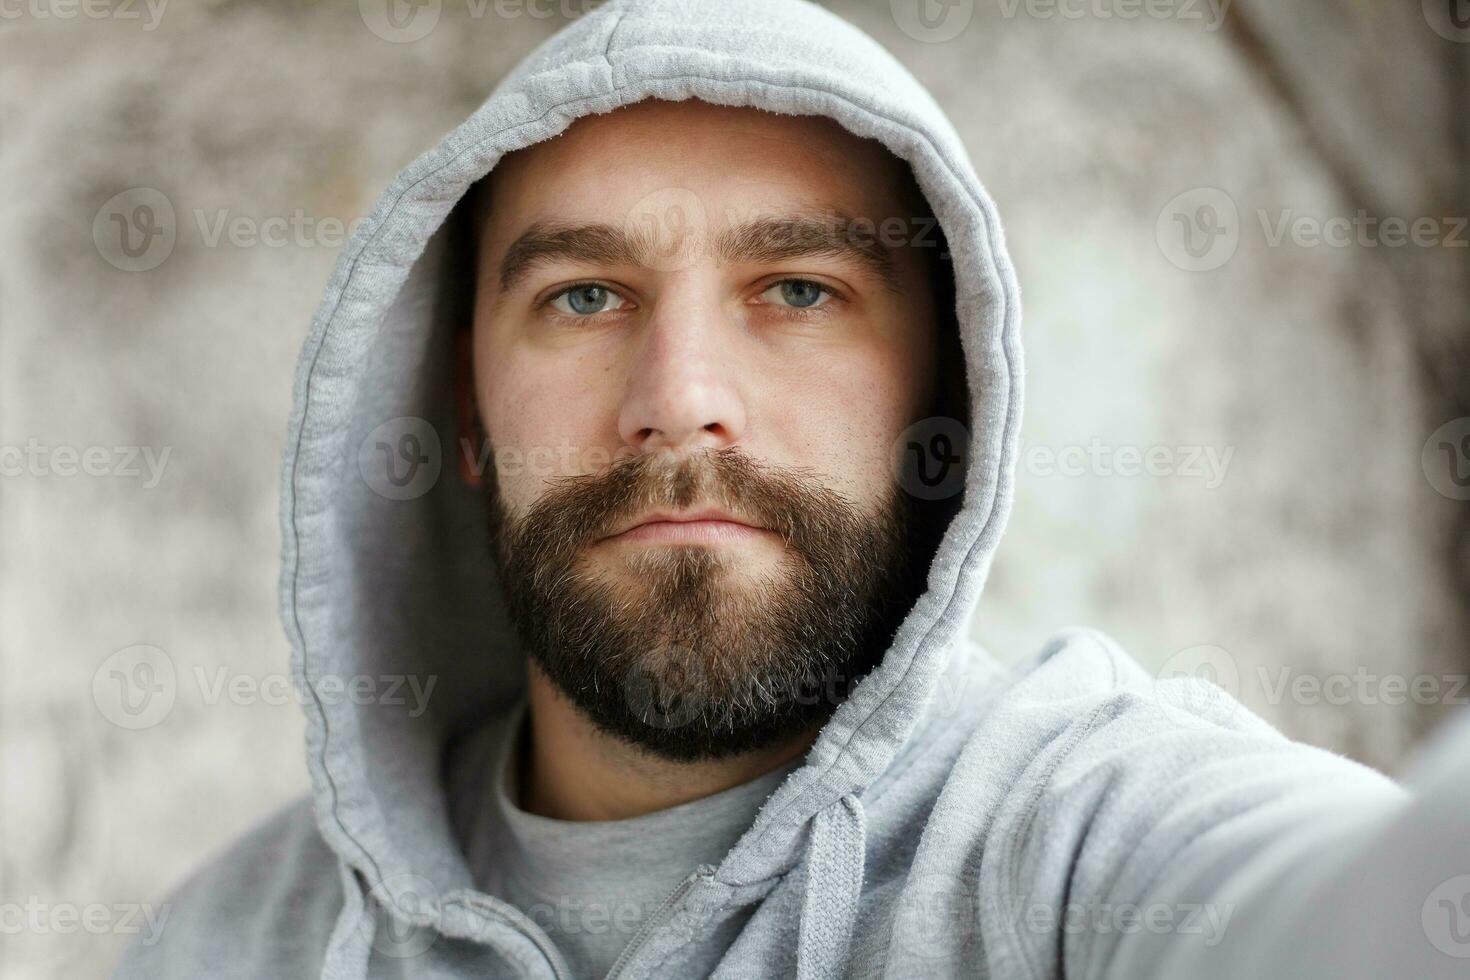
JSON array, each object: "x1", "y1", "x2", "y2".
[{"x1": 1, "y1": 1, "x2": 1466, "y2": 976}]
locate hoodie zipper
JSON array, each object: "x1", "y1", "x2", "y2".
[{"x1": 602, "y1": 864, "x2": 717, "y2": 980}]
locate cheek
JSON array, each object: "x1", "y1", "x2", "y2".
[
  {"x1": 762, "y1": 348, "x2": 922, "y2": 501},
  {"x1": 477, "y1": 345, "x2": 615, "y2": 512}
]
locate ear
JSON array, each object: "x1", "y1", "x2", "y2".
[{"x1": 454, "y1": 327, "x2": 486, "y2": 489}]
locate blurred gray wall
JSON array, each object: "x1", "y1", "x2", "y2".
[{"x1": 1, "y1": 1, "x2": 1466, "y2": 976}]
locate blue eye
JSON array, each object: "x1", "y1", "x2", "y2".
[
  {"x1": 550, "y1": 284, "x2": 627, "y2": 316},
  {"x1": 762, "y1": 279, "x2": 831, "y2": 310}
]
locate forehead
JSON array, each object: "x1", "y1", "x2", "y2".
[{"x1": 477, "y1": 99, "x2": 921, "y2": 239}]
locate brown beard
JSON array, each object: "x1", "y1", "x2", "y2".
[{"x1": 482, "y1": 445, "x2": 928, "y2": 761}]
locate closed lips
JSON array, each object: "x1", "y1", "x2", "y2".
[{"x1": 601, "y1": 508, "x2": 765, "y2": 540}]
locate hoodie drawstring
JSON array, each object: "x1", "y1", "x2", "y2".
[
  {"x1": 320, "y1": 799, "x2": 869, "y2": 980},
  {"x1": 796, "y1": 794, "x2": 867, "y2": 980},
  {"x1": 321, "y1": 863, "x2": 374, "y2": 980}
]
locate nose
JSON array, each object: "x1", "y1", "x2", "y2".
[{"x1": 616, "y1": 290, "x2": 747, "y2": 454}]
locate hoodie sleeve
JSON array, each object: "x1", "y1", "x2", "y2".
[
  {"x1": 1102, "y1": 707, "x2": 1470, "y2": 980},
  {"x1": 981, "y1": 630, "x2": 1470, "y2": 980}
]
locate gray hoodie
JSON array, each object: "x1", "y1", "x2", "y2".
[{"x1": 113, "y1": 1, "x2": 1470, "y2": 978}]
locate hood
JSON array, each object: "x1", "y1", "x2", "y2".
[{"x1": 278, "y1": 0, "x2": 1023, "y2": 976}]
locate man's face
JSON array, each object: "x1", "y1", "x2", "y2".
[{"x1": 467, "y1": 98, "x2": 947, "y2": 759}]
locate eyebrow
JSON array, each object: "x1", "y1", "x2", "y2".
[{"x1": 497, "y1": 210, "x2": 905, "y2": 295}]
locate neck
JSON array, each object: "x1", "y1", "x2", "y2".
[{"x1": 518, "y1": 662, "x2": 819, "y2": 821}]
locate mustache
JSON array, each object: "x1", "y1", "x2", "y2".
[{"x1": 487, "y1": 446, "x2": 881, "y2": 568}]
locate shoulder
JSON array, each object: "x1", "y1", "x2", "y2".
[
  {"x1": 111, "y1": 795, "x2": 343, "y2": 980},
  {"x1": 959, "y1": 625, "x2": 1405, "y2": 800},
  {"x1": 937, "y1": 626, "x2": 1406, "y2": 901},
  {"x1": 926, "y1": 628, "x2": 1406, "y2": 975},
  {"x1": 983, "y1": 625, "x2": 1285, "y2": 739}
]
